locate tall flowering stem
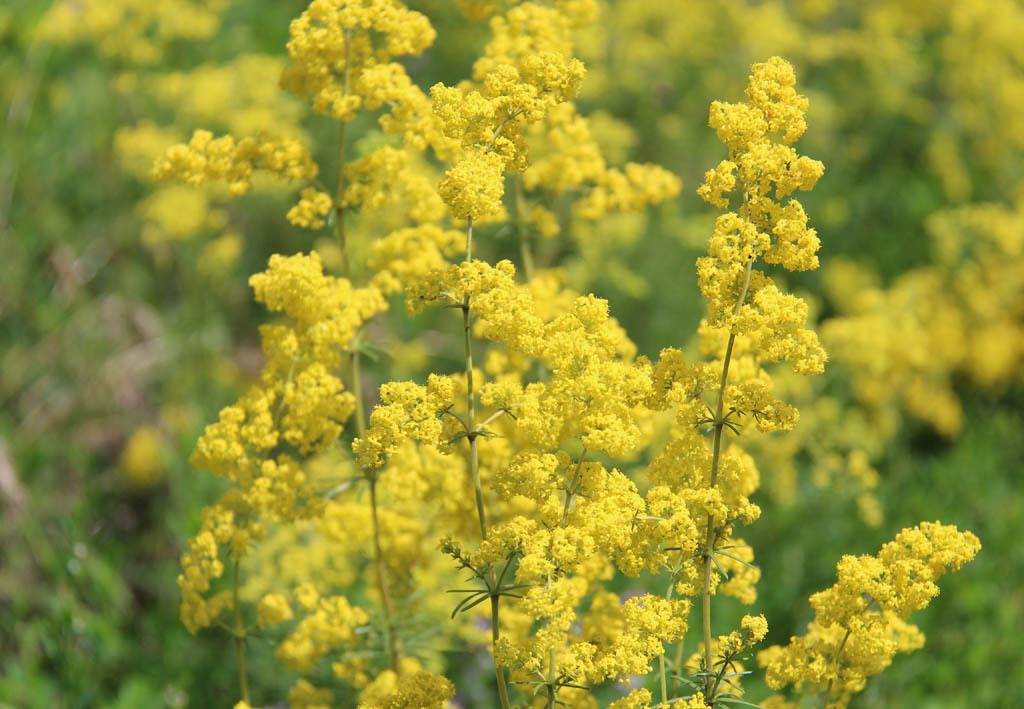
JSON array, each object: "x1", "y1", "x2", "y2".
[
  {"x1": 319, "y1": 21, "x2": 399, "y2": 673},
  {"x1": 459, "y1": 216, "x2": 512, "y2": 708},
  {"x1": 683, "y1": 55, "x2": 828, "y2": 705},
  {"x1": 701, "y1": 257, "x2": 753, "y2": 701},
  {"x1": 462, "y1": 218, "x2": 488, "y2": 541},
  {"x1": 334, "y1": 28, "x2": 352, "y2": 273}
]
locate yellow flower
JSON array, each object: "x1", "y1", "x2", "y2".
[
  {"x1": 153, "y1": 130, "x2": 318, "y2": 197},
  {"x1": 287, "y1": 188, "x2": 333, "y2": 229},
  {"x1": 759, "y1": 522, "x2": 980, "y2": 708}
]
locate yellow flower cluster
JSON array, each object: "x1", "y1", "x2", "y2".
[
  {"x1": 37, "y1": 0, "x2": 227, "y2": 64},
  {"x1": 353, "y1": 376, "x2": 455, "y2": 470},
  {"x1": 288, "y1": 188, "x2": 334, "y2": 229},
  {"x1": 153, "y1": 130, "x2": 318, "y2": 197},
  {"x1": 696, "y1": 56, "x2": 826, "y2": 375},
  {"x1": 281, "y1": 0, "x2": 435, "y2": 121},
  {"x1": 759, "y1": 522, "x2": 980, "y2": 708},
  {"x1": 356, "y1": 664, "x2": 455, "y2": 709},
  {"x1": 343, "y1": 146, "x2": 446, "y2": 224},
  {"x1": 152, "y1": 54, "x2": 306, "y2": 138},
  {"x1": 429, "y1": 1, "x2": 588, "y2": 220},
  {"x1": 278, "y1": 588, "x2": 369, "y2": 675},
  {"x1": 156, "y1": 0, "x2": 988, "y2": 703},
  {"x1": 825, "y1": 196, "x2": 1024, "y2": 436},
  {"x1": 180, "y1": 252, "x2": 384, "y2": 632},
  {"x1": 118, "y1": 424, "x2": 166, "y2": 488}
]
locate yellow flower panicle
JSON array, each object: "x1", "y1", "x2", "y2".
[
  {"x1": 759, "y1": 522, "x2": 980, "y2": 708},
  {"x1": 282, "y1": 0, "x2": 436, "y2": 121},
  {"x1": 697, "y1": 56, "x2": 826, "y2": 375},
  {"x1": 153, "y1": 129, "x2": 318, "y2": 197},
  {"x1": 429, "y1": 2, "x2": 588, "y2": 220},
  {"x1": 180, "y1": 252, "x2": 384, "y2": 633},
  {"x1": 288, "y1": 187, "x2": 334, "y2": 229}
]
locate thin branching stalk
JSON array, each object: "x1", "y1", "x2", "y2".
[
  {"x1": 461, "y1": 216, "x2": 512, "y2": 709},
  {"x1": 511, "y1": 174, "x2": 534, "y2": 281},
  {"x1": 369, "y1": 474, "x2": 402, "y2": 671},
  {"x1": 821, "y1": 627, "x2": 852, "y2": 708},
  {"x1": 545, "y1": 449, "x2": 588, "y2": 707},
  {"x1": 701, "y1": 257, "x2": 754, "y2": 704},
  {"x1": 232, "y1": 556, "x2": 250, "y2": 703},
  {"x1": 660, "y1": 576, "x2": 676, "y2": 705},
  {"x1": 331, "y1": 27, "x2": 400, "y2": 673}
]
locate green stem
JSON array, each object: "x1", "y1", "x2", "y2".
[
  {"x1": 821, "y1": 627, "x2": 851, "y2": 708},
  {"x1": 461, "y1": 217, "x2": 512, "y2": 709},
  {"x1": 660, "y1": 577, "x2": 676, "y2": 705},
  {"x1": 700, "y1": 257, "x2": 754, "y2": 705},
  {"x1": 672, "y1": 634, "x2": 686, "y2": 694},
  {"x1": 369, "y1": 474, "x2": 402, "y2": 672},
  {"x1": 492, "y1": 594, "x2": 513, "y2": 709},
  {"x1": 352, "y1": 337, "x2": 366, "y2": 437},
  {"x1": 335, "y1": 118, "x2": 349, "y2": 274},
  {"x1": 334, "y1": 28, "x2": 352, "y2": 274},
  {"x1": 544, "y1": 450, "x2": 587, "y2": 707},
  {"x1": 232, "y1": 557, "x2": 249, "y2": 704},
  {"x1": 511, "y1": 174, "x2": 534, "y2": 281},
  {"x1": 463, "y1": 218, "x2": 487, "y2": 542}
]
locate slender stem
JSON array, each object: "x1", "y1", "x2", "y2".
[
  {"x1": 660, "y1": 577, "x2": 676, "y2": 705},
  {"x1": 545, "y1": 449, "x2": 587, "y2": 706},
  {"x1": 335, "y1": 119, "x2": 349, "y2": 274},
  {"x1": 700, "y1": 257, "x2": 754, "y2": 705},
  {"x1": 511, "y1": 174, "x2": 534, "y2": 281},
  {"x1": 352, "y1": 337, "x2": 366, "y2": 437},
  {"x1": 463, "y1": 218, "x2": 487, "y2": 541},
  {"x1": 546, "y1": 643, "x2": 557, "y2": 709},
  {"x1": 560, "y1": 450, "x2": 587, "y2": 527},
  {"x1": 821, "y1": 627, "x2": 852, "y2": 708},
  {"x1": 672, "y1": 633, "x2": 686, "y2": 693},
  {"x1": 331, "y1": 26, "x2": 398, "y2": 675},
  {"x1": 491, "y1": 594, "x2": 512, "y2": 709},
  {"x1": 369, "y1": 475, "x2": 402, "y2": 671},
  {"x1": 460, "y1": 217, "x2": 512, "y2": 709},
  {"x1": 232, "y1": 557, "x2": 249, "y2": 703},
  {"x1": 334, "y1": 29, "x2": 352, "y2": 274}
]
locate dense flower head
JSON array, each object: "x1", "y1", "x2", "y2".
[
  {"x1": 281, "y1": 0, "x2": 436, "y2": 120},
  {"x1": 287, "y1": 187, "x2": 334, "y2": 229},
  {"x1": 429, "y1": 1, "x2": 588, "y2": 218},
  {"x1": 759, "y1": 522, "x2": 980, "y2": 708},
  {"x1": 697, "y1": 56, "x2": 826, "y2": 375},
  {"x1": 153, "y1": 130, "x2": 318, "y2": 197}
]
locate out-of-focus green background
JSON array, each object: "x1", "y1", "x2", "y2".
[{"x1": 2, "y1": 0, "x2": 1022, "y2": 707}]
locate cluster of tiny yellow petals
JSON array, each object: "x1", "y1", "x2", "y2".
[
  {"x1": 282, "y1": 0, "x2": 436, "y2": 120},
  {"x1": 277, "y1": 593, "x2": 369, "y2": 674},
  {"x1": 153, "y1": 130, "x2": 318, "y2": 197},
  {"x1": 368, "y1": 224, "x2": 463, "y2": 295},
  {"x1": 356, "y1": 669, "x2": 455, "y2": 709},
  {"x1": 696, "y1": 57, "x2": 826, "y2": 376},
  {"x1": 37, "y1": 0, "x2": 227, "y2": 64},
  {"x1": 759, "y1": 522, "x2": 980, "y2": 707},
  {"x1": 353, "y1": 376, "x2": 456, "y2": 469},
  {"x1": 258, "y1": 592, "x2": 294, "y2": 627},
  {"x1": 437, "y1": 149, "x2": 506, "y2": 220},
  {"x1": 288, "y1": 187, "x2": 334, "y2": 229},
  {"x1": 430, "y1": 3, "x2": 587, "y2": 219}
]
